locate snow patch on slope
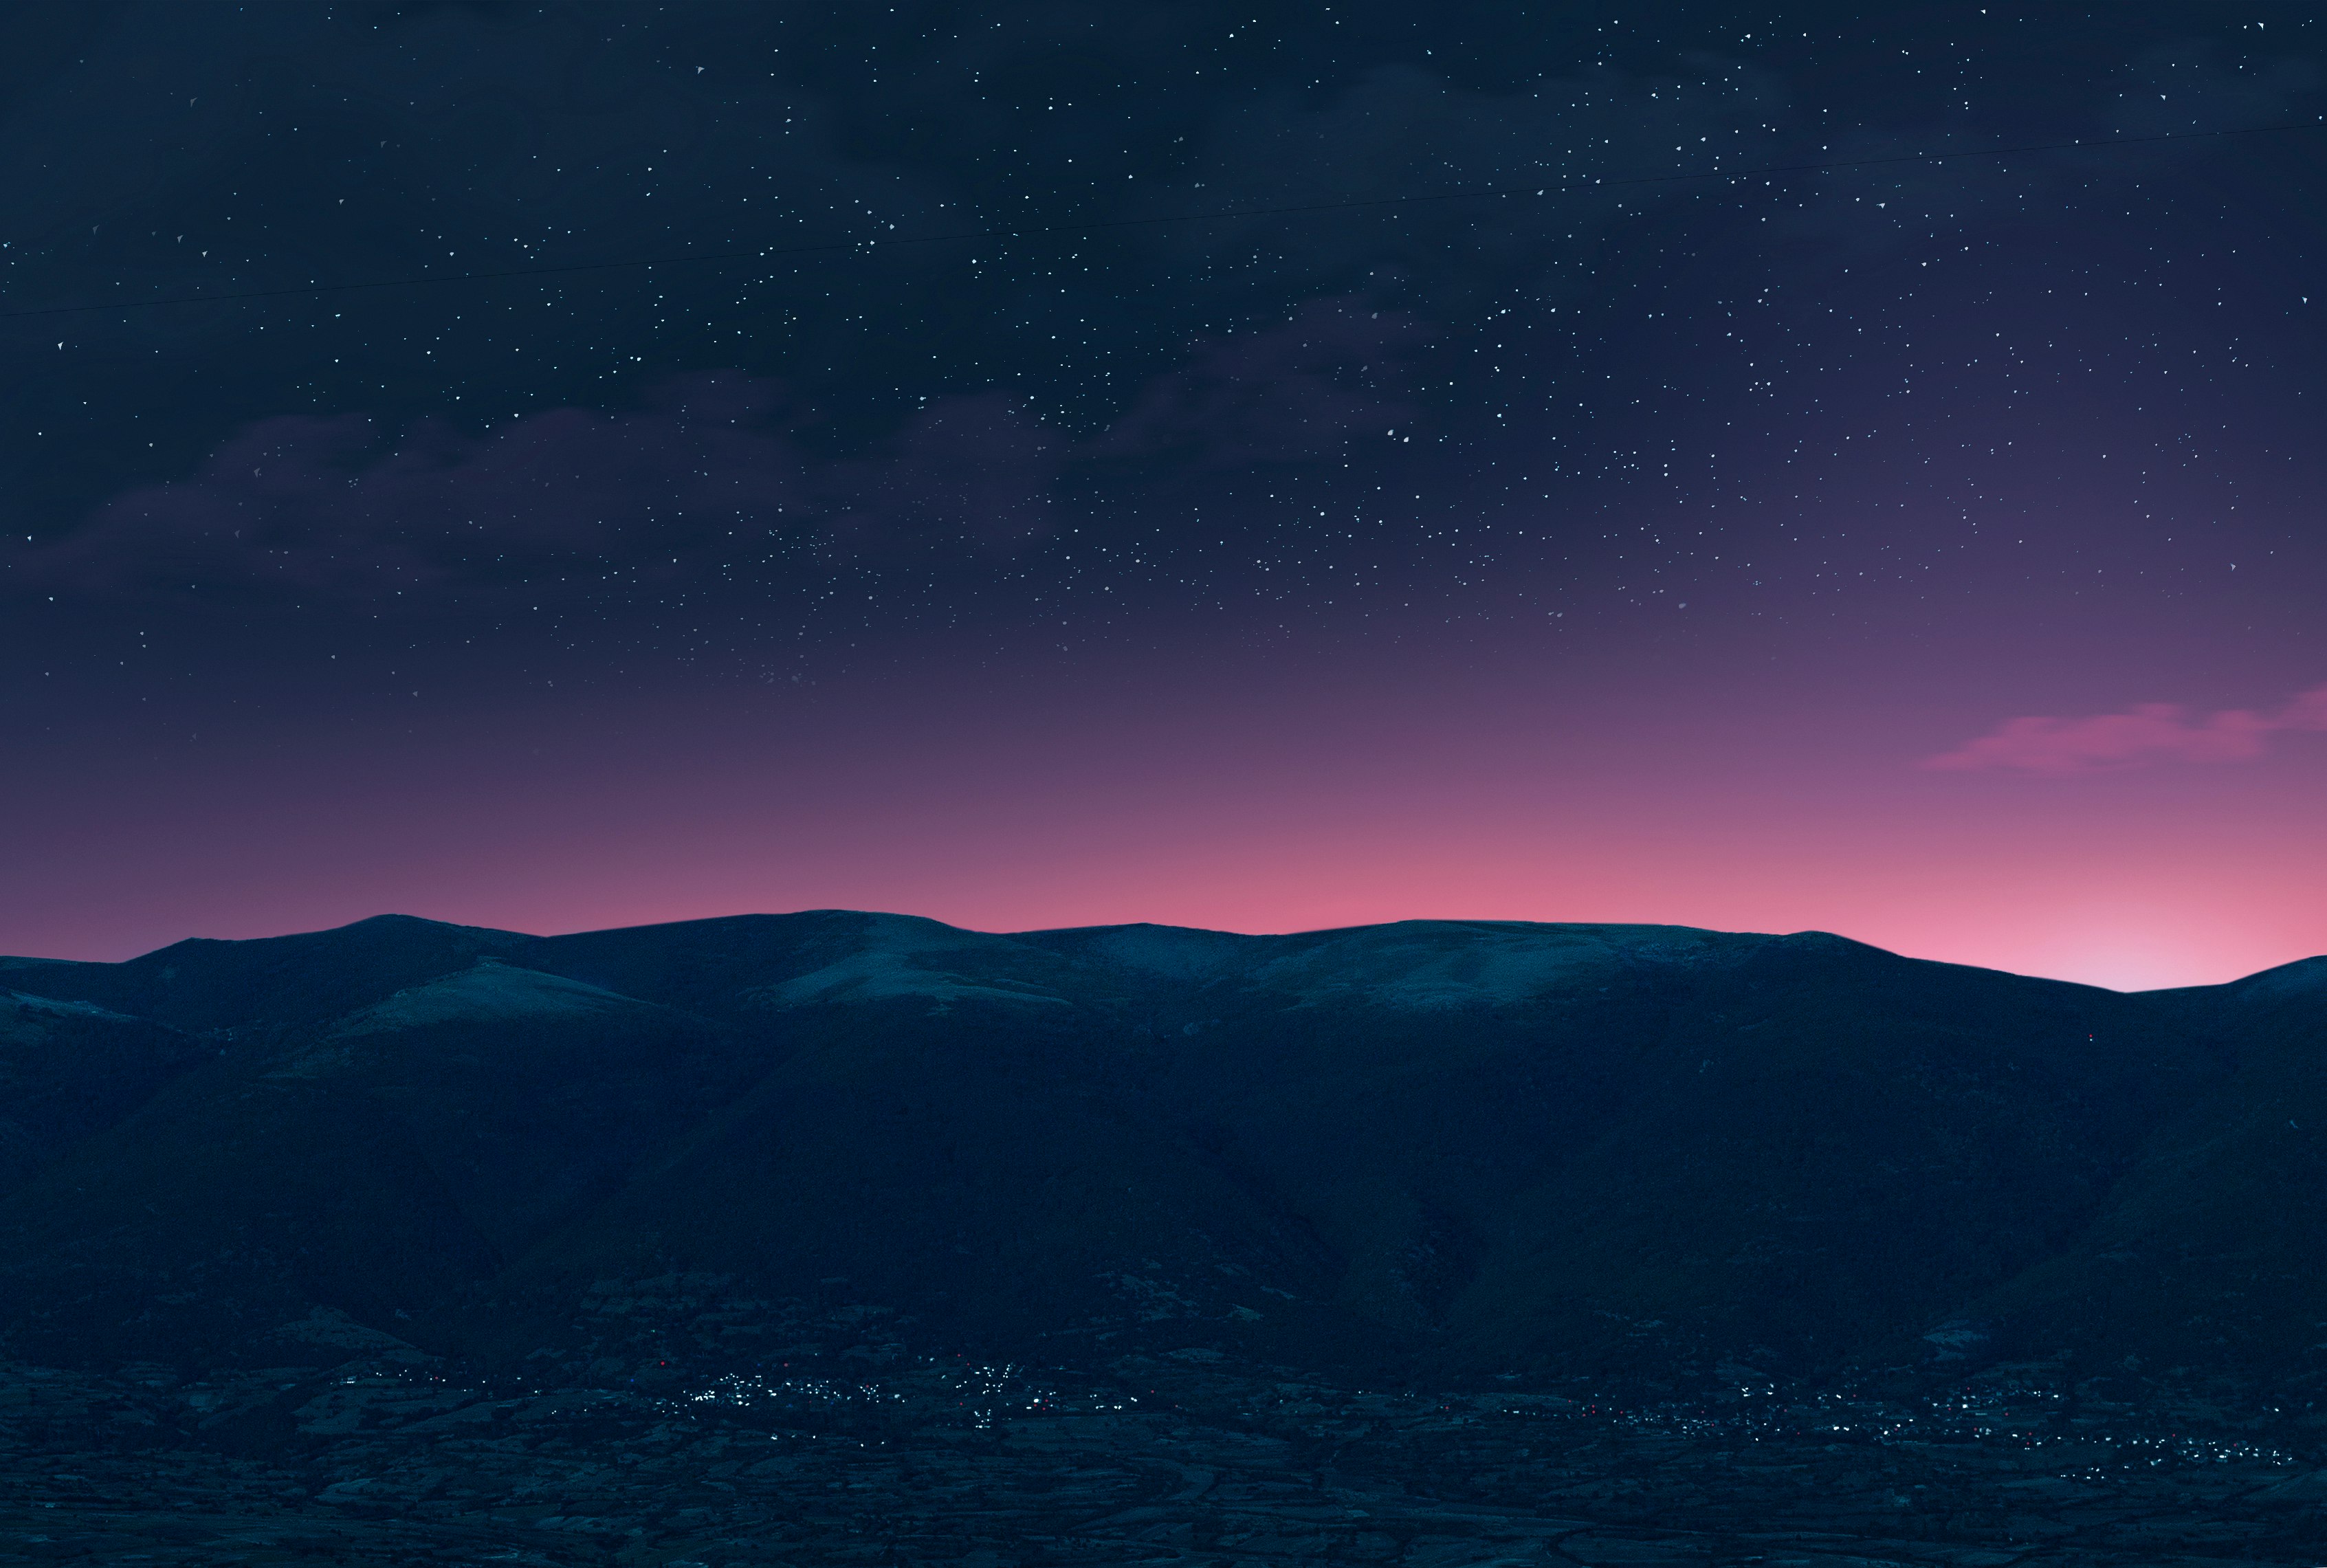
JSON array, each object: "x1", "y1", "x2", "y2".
[
  {"x1": 756, "y1": 948, "x2": 1070, "y2": 1011},
  {"x1": 334, "y1": 960, "x2": 650, "y2": 1036},
  {"x1": 4, "y1": 990, "x2": 145, "y2": 1024},
  {"x1": 1252, "y1": 921, "x2": 1758, "y2": 1010},
  {"x1": 3, "y1": 991, "x2": 154, "y2": 1046}
]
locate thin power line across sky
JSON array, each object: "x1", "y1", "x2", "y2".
[{"x1": 4, "y1": 116, "x2": 2320, "y2": 322}]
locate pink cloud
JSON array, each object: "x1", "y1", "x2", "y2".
[{"x1": 1925, "y1": 685, "x2": 2327, "y2": 774}]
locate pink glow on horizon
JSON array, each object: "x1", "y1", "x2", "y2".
[
  {"x1": 14, "y1": 857, "x2": 2317, "y2": 993},
  {"x1": 52, "y1": 826, "x2": 2321, "y2": 995},
  {"x1": 11, "y1": 742, "x2": 2324, "y2": 994},
  {"x1": 10, "y1": 648, "x2": 2327, "y2": 994}
]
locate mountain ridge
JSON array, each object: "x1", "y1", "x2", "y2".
[{"x1": 2, "y1": 909, "x2": 2320, "y2": 1408}]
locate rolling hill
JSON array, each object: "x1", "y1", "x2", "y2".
[{"x1": 3, "y1": 913, "x2": 2319, "y2": 1400}]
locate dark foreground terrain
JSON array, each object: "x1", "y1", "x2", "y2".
[
  {"x1": 8, "y1": 1343, "x2": 2327, "y2": 1566},
  {"x1": 5, "y1": 910, "x2": 2327, "y2": 1562}
]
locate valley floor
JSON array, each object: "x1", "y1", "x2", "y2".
[{"x1": 5, "y1": 1355, "x2": 2326, "y2": 1566}]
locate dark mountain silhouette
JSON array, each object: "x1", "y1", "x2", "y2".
[{"x1": 3, "y1": 914, "x2": 2321, "y2": 1398}]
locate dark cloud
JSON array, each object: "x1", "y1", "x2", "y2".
[
  {"x1": 817, "y1": 391, "x2": 1060, "y2": 559},
  {"x1": 3, "y1": 1, "x2": 2322, "y2": 670},
  {"x1": 1143, "y1": 60, "x2": 1788, "y2": 314},
  {"x1": 1090, "y1": 299, "x2": 1427, "y2": 472},
  {"x1": 17, "y1": 373, "x2": 1060, "y2": 606},
  {"x1": 19, "y1": 290, "x2": 1418, "y2": 612},
  {"x1": 2108, "y1": 39, "x2": 2322, "y2": 136},
  {"x1": 1759, "y1": 37, "x2": 2323, "y2": 258},
  {"x1": 0, "y1": 3, "x2": 936, "y2": 311}
]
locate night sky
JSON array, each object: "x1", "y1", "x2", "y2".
[{"x1": 5, "y1": 2, "x2": 2325, "y2": 988}]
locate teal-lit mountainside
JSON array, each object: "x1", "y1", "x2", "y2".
[{"x1": 7, "y1": 912, "x2": 2324, "y2": 1395}]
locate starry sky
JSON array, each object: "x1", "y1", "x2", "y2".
[{"x1": 5, "y1": 2, "x2": 2325, "y2": 988}]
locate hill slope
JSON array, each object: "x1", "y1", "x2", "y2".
[{"x1": 1, "y1": 913, "x2": 2317, "y2": 1397}]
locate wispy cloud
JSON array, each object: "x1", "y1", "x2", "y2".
[
  {"x1": 12, "y1": 374, "x2": 1059, "y2": 606},
  {"x1": 1925, "y1": 684, "x2": 2327, "y2": 775}
]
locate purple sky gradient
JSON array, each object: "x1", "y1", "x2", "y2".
[{"x1": 4, "y1": 4, "x2": 2325, "y2": 989}]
